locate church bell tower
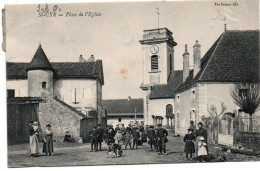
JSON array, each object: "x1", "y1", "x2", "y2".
[{"x1": 139, "y1": 28, "x2": 177, "y2": 125}]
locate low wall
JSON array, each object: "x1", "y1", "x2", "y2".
[
  {"x1": 39, "y1": 98, "x2": 83, "y2": 142},
  {"x1": 234, "y1": 131, "x2": 260, "y2": 151}
]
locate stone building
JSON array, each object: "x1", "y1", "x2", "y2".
[
  {"x1": 6, "y1": 45, "x2": 105, "y2": 141},
  {"x1": 174, "y1": 30, "x2": 260, "y2": 136},
  {"x1": 103, "y1": 98, "x2": 144, "y2": 127}
]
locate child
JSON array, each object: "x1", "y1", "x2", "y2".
[
  {"x1": 64, "y1": 131, "x2": 72, "y2": 143},
  {"x1": 124, "y1": 128, "x2": 133, "y2": 150},
  {"x1": 183, "y1": 128, "x2": 195, "y2": 160},
  {"x1": 198, "y1": 136, "x2": 208, "y2": 161}
]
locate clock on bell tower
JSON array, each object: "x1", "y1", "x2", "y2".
[{"x1": 139, "y1": 28, "x2": 177, "y2": 89}]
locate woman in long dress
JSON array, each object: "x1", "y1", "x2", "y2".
[
  {"x1": 42, "y1": 124, "x2": 54, "y2": 155},
  {"x1": 30, "y1": 122, "x2": 40, "y2": 157}
]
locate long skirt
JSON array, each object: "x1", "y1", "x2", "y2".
[
  {"x1": 43, "y1": 135, "x2": 54, "y2": 154},
  {"x1": 30, "y1": 134, "x2": 39, "y2": 155},
  {"x1": 184, "y1": 141, "x2": 195, "y2": 154}
]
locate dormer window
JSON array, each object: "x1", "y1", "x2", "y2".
[{"x1": 42, "y1": 82, "x2": 47, "y2": 88}]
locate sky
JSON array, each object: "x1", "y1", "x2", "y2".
[{"x1": 5, "y1": 0, "x2": 259, "y2": 100}]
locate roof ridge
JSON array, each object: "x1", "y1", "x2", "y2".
[
  {"x1": 198, "y1": 32, "x2": 225, "y2": 81},
  {"x1": 103, "y1": 98, "x2": 143, "y2": 101}
]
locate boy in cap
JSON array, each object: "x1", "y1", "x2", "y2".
[
  {"x1": 90, "y1": 126, "x2": 98, "y2": 152},
  {"x1": 147, "y1": 126, "x2": 156, "y2": 150},
  {"x1": 97, "y1": 124, "x2": 103, "y2": 151},
  {"x1": 183, "y1": 128, "x2": 195, "y2": 160},
  {"x1": 156, "y1": 124, "x2": 168, "y2": 155},
  {"x1": 132, "y1": 127, "x2": 140, "y2": 149}
]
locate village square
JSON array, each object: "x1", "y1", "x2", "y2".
[{"x1": 4, "y1": 0, "x2": 260, "y2": 168}]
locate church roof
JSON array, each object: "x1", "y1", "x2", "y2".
[
  {"x1": 149, "y1": 70, "x2": 183, "y2": 99},
  {"x1": 6, "y1": 61, "x2": 104, "y2": 85},
  {"x1": 102, "y1": 98, "x2": 143, "y2": 115},
  {"x1": 27, "y1": 44, "x2": 54, "y2": 71},
  {"x1": 175, "y1": 30, "x2": 259, "y2": 93}
]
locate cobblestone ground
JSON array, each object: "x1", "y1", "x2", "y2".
[{"x1": 8, "y1": 136, "x2": 260, "y2": 168}]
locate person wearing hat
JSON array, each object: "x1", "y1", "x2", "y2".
[
  {"x1": 28, "y1": 121, "x2": 40, "y2": 157},
  {"x1": 183, "y1": 128, "x2": 195, "y2": 160},
  {"x1": 154, "y1": 126, "x2": 159, "y2": 152},
  {"x1": 147, "y1": 126, "x2": 156, "y2": 150},
  {"x1": 197, "y1": 136, "x2": 208, "y2": 161},
  {"x1": 156, "y1": 124, "x2": 168, "y2": 155},
  {"x1": 96, "y1": 124, "x2": 103, "y2": 151},
  {"x1": 43, "y1": 124, "x2": 54, "y2": 155},
  {"x1": 195, "y1": 122, "x2": 208, "y2": 157},
  {"x1": 90, "y1": 126, "x2": 98, "y2": 152},
  {"x1": 189, "y1": 120, "x2": 196, "y2": 135},
  {"x1": 132, "y1": 127, "x2": 140, "y2": 149}
]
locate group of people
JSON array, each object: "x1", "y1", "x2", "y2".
[
  {"x1": 90, "y1": 123, "x2": 169, "y2": 156},
  {"x1": 28, "y1": 121, "x2": 54, "y2": 157},
  {"x1": 183, "y1": 121, "x2": 208, "y2": 161}
]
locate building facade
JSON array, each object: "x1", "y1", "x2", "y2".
[
  {"x1": 7, "y1": 45, "x2": 105, "y2": 141},
  {"x1": 174, "y1": 30, "x2": 260, "y2": 136},
  {"x1": 102, "y1": 98, "x2": 144, "y2": 127}
]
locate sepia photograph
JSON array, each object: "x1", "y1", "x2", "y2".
[{"x1": 2, "y1": 0, "x2": 260, "y2": 168}]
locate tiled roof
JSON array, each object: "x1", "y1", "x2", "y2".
[
  {"x1": 27, "y1": 45, "x2": 54, "y2": 71},
  {"x1": 6, "y1": 61, "x2": 104, "y2": 85},
  {"x1": 175, "y1": 30, "x2": 259, "y2": 93},
  {"x1": 149, "y1": 70, "x2": 183, "y2": 99},
  {"x1": 102, "y1": 98, "x2": 143, "y2": 114}
]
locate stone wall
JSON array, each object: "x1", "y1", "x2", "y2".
[{"x1": 39, "y1": 97, "x2": 83, "y2": 142}]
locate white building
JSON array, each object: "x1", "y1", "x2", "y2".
[
  {"x1": 139, "y1": 28, "x2": 183, "y2": 131},
  {"x1": 103, "y1": 98, "x2": 144, "y2": 127},
  {"x1": 7, "y1": 45, "x2": 106, "y2": 141}
]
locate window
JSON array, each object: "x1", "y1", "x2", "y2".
[
  {"x1": 151, "y1": 55, "x2": 158, "y2": 70},
  {"x1": 170, "y1": 54, "x2": 172, "y2": 71},
  {"x1": 118, "y1": 118, "x2": 121, "y2": 122},
  {"x1": 42, "y1": 82, "x2": 47, "y2": 88},
  {"x1": 7, "y1": 89, "x2": 15, "y2": 97},
  {"x1": 141, "y1": 115, "x2": 144, "y2": 118},
  {"x1": 166, "y1": 104, "x2": 173, "y2": 116},
  {"x1": 72, "y1": 88, "x2": 80, "y2": 104}
]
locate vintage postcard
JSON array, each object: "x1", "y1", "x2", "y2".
[{"x1": 3, "y1": 0, "x2": 260, "y2": 168}]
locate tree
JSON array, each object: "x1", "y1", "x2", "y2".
[
  {"x1": 230, "y1": 82, "x2": 260, "y2": 131},
  {"x1": 207, "y1": 102, "x2": 227, "y2": 144}
]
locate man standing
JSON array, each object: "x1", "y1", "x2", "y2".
[
  {"x1": 154, "y1": 126, "x2": 159, "y2": 152},
  {"x1": 147, "y1": 126, "x2": 155, "y2": 150},
  {"x1": 195, "y1": 122, "x2": 208, "y2": 157},
  {"x1": 132, "y1": 127, "x2": 140, "y2": 149},
  {"x1": 97, "y1": 124, "x2": 103, "y2": 151},
  {"x1": 90, "y1": 126, "x2": 98, "y2": 152},
  {"x1": 156, "y1": 124, "x2": 168, "y2": 155}
]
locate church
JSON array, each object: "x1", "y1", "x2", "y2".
[
  {"x1": 139, "y1": 28, "x2": 259, "y2": 137},
  {"x1": 6, "y1": 45, "x2": 105, "y2": 141}
]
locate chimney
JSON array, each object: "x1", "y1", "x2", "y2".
[
  {"x1": 79, "y1": 54, "x2": 86, "y2": 62},
  {"x1": 193, "y1": 40, "x2": 201, "y2": 77},
  {"x1": 87, "y1": 55, "x2": 95, "y2": 62},
  {"x1": 183, "y1": 44, "x2": 189, "y2": 82}
]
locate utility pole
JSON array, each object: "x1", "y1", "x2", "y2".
[{"x1": 135, "y1": 106, "x2": 137, "y2": 122}]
